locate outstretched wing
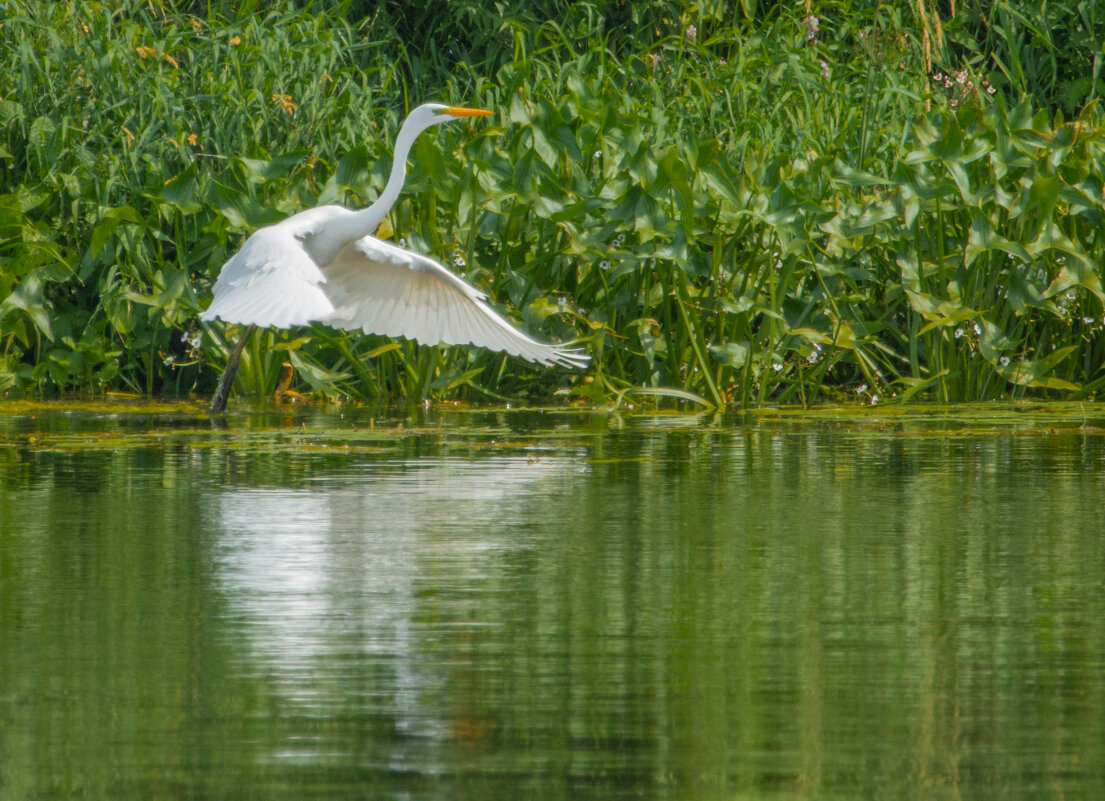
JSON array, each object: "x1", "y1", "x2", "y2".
[
  {"x1": 200, "y1": 224, "x2": 334, "y2": 328},
  {"x1": 321, "y1": 236, "x2": 589, "y2": 368}
]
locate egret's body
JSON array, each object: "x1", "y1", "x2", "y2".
[{"x1": 201, "y1": 103, "x2": 587, "y2": 411}]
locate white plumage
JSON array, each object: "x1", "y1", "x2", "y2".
[{"x1": 200, "y1": 103, "x2": 588, "y2": 370}]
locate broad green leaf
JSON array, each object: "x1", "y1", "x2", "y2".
[
  {"x1": 612, "y1": 385, "x2": 714, "y2": 410},
  {"x1": 0, "y1": 273, "x2": 54, "y2": 341},
  {"x1": 964, "y1": 216, "x2": 1032, "y2": 266},
  {"x1": 90, "y1": 205, "x2": 146, "y2": 258},
  {"x1": 895, "y1": 370, "x2": 951, "y2": 402},
  {"x1": 709, "y1": 341, "x2": 749, "y2": 367},
  {"x1": 159, "y1": 164, "x2": 203, "y2": 214},
  {"x1": 995, "y1": 346, "x2": 1079, "y2": 388}
]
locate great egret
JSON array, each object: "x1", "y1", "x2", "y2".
[{"x1": 200, "y1": 102, "x2": 589, "y2": 412}]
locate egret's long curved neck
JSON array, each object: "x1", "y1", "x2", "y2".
[{"x1": 332, "y1": 115, "x2": 435, "y2": 242}]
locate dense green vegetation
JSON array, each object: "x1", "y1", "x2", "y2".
[{"x1": 1, "y1": 0, "x2": 1103, "y2": 406}]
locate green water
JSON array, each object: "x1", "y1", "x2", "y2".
[{"x1": 2, "y1": 403, "x2": 1104, "y2": 800}]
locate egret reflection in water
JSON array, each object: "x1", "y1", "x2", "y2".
[{"x1": 209, "y1": 456, "x2": 575, "y2": 747}]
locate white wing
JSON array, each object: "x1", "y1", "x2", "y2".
[
  {"x1": 322, "y1": 236, "x2": 589, "y2": 368},
  {"x1": 199, "y1": 221, "x2": 334, "y2": 328}
]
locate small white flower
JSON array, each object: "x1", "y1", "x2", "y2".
[
  {"x1": 856, "y1": 384, "x2": 868, "y2": 394},
  {"x1": 954, "y1": 327, "x2": 964, "y2": 339},
  {"x1": 190, "y1": 336, "x2": 202, "y2": 349},
  {"x1": 685, "y1": 24, "x2": 697, "y2": 41},
  {"x1": 180, "y1": 331, "x2": 190, "y2": 343},
  {"x1": 1083, "y1": 316, "x2": 1095, "y2": 325},
  {"x1": 973, "y1": 322, "x2": 982, "y2": 336},
  {"x1": 999, "y1": 356, "x2": 1010, "y2": 367},
  {"x1": 772, "y1": 362, "x2": 784, "y2": 372},
  {"x1": 453, "y1": 254, "x2": 466, "y2": 267},
  {"x1": 600, "y1": 260, "x2": 611, "y2": 270},
  {"x1": 612, "y1": 234, "x2": 625, "y2": 248},
  {"x1": 163, "y1": 355, "x2": 175, "y2": 366},
  {"x1": 870, "y1": 394, "x2": 879, "y2": 405}
]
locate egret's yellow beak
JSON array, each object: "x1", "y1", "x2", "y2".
[{"x1": 444, "y1": 106, "x2": 493, "y2": 117}]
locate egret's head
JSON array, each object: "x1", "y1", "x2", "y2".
[{"x1": 406, "y1": 103, "x2": 493, "y2": 132}]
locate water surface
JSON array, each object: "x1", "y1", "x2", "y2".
[{"x1": 2, "y1": 403, "x2": 1104, "y2": 799}]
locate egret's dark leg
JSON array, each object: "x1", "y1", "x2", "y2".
[{"x1": 210, "y1": 325, "x2": 256, "y2": 414}]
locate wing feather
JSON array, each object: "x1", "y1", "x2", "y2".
[
  {"x1": 200, "y1": 223, "x2": 334, "y2": 327},
  {"x1": 322, "y1": 236, "x2": 588, "y2": 368},
  {"x1": 442, "y1": 287, "x2": 459, "y2": 344}
]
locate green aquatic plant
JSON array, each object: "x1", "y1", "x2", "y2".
[{"x1": 1, "y1": 0, "x2": 1102, "y2": 406}]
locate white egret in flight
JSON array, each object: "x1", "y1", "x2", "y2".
[{"x1": 200, "y1": 103, "x2": 589, "y2": 412}]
